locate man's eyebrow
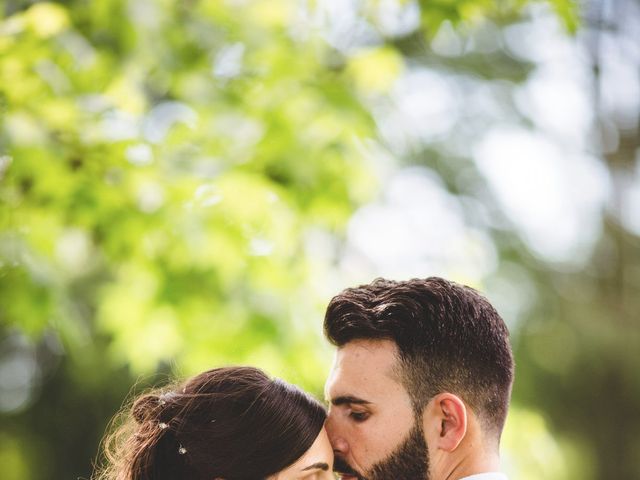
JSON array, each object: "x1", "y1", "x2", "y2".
[
  {"x1": 330, "y1": 395, "x2": 372, "y2": 406},
  {"x1": 302, "y1": 462, "x2": 329, "y2": 471}
]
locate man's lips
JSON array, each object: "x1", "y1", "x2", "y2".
[
  {"x1": 333, "y1": 455, "x2": 362, "y2": 479},
  {"x1": 334, "y1": 464, "x2": 359, "y2": 478},
  {"x1": 335, "y1": 471, "x2": 358, "y2": 478},
  {"x1": 334, "y1": 468, "x2": 361, "y2": 480},
  {"x1": 335, "y1": 469, "x2": 362, "y2": 479}
]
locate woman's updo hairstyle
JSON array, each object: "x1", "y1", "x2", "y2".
[{"x1": 95, "y1": 366, "x2": 326, "y2": 480}]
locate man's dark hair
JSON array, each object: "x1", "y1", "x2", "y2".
[{"x1": 324, "y1": 277, "x2": 514, "y2": 437}]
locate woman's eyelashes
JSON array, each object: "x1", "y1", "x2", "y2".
[{"x1": 299, "y1": 470, "x2": 332, "y2": 479}]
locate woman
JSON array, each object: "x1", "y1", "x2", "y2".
[{"x1": 95, "y1": 366, "x2": 334, "y2": 480}]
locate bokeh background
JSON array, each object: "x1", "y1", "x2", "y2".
[{"x1": 1, "y1": 0, "x2": 639, "y2": 479}]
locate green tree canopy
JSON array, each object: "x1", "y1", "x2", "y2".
[{"x1": 5, "y1": 1, "x2": 639, "y2": 480}]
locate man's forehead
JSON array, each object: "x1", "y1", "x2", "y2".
[
  {"x1": 325, "y1": 339, "x2": 402, "y2": 398},
  {"x1": 335, "y1": 338, "x2": 398, "y2": 367}
]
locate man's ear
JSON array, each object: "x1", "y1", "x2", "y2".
[{"x1": 422, "y1": 393, "x2": 467, "y2": 452}]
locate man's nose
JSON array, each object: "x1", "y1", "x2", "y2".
[{"x1": 325, "y1": 410, "x2": 349, "y2": 455}]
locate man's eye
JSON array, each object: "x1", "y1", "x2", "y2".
[{"x1": 349, "y1": 411, "x2": 369, "y2": 422}]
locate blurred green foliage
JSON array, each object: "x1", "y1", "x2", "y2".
[{"x1": 4, "y1": 1, "x2": 639, "y2": 480}]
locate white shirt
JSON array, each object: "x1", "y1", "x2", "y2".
[{"x1": 460, "y1": 474, "x2": 508, "y2": 480}]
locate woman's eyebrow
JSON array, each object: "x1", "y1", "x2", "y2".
[{"x1": 302, "y1": 462, "x2": 329, "y2": 471}]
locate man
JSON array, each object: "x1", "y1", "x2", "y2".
[{"x1": 323, "y1": 277, "x2": 513, "y2": 480}]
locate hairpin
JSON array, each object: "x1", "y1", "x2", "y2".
[
  {"x1": 159, "y1": 422, "x2": 169, "y2": 430},
  {"x1": 178, "y1": 444, "x2": 187, "y2": 455}
]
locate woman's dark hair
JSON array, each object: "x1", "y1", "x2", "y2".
[
  {"x1": 324, "y1": 277, "x2": 514, "y2": 438},
  {"x1": 95, "y1": 366, "x2": 326, "y2": 480}
]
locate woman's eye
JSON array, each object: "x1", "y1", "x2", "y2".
[{"x1": 349, "y1": 411, "x2": 369, "y2": 422}]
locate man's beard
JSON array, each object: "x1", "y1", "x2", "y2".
[{"x1": 334, "y1": 420, "x2": 429, "y2": 480}]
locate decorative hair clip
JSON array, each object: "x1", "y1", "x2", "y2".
[
  {"x1": 159, "y1": 422, "x2": 169, "y2": 430},
  {"x1": 178, "y1": 444, "x2": 187, "y2": 455},
  {"x1": 159, "y1": 391, "x2": 177, "y2": 406}
]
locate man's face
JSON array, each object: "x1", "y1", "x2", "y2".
[{"x1": 324, "y1": 339, "x2": 429, "y2": 480}]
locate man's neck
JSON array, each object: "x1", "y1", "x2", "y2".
[
  {"x1": 445, "y1": 453, "x2": 501, "y2": 480},
  {"x1": 431, "y1": 440, "x2": 501, "y2": 480}
]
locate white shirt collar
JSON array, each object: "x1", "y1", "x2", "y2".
[{"x1": 460, "y1": 474, "x2": 508, "y2": 480}]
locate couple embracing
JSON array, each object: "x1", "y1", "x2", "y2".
[{"x1": 97, "y1": 277, "x2": 513, "y2": 480}]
